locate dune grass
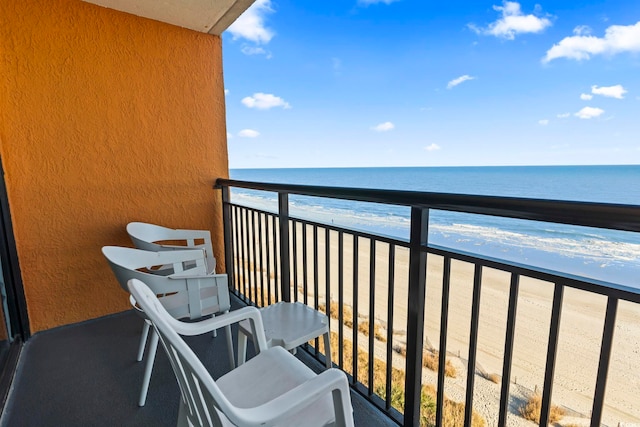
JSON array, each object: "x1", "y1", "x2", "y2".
[
  {"x1": 518, "y1": 392, "x2": 565, "y2": 424},
  {"x1": 317, "y1": 332, "x2": 485, "y2": 427},
  {"x1": 393, "y1": 345, "x2": 458, "y2": 378}
]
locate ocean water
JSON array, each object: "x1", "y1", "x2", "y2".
[{"x1": 229, "y1": 165, "x2": 640, "y2": 288}]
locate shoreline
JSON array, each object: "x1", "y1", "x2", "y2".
[{"x1": 232, "y1": 190, "x2": 640, "y2": 289}]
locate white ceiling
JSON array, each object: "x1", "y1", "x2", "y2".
[{"x1": 83, "y1": 0, "x2": 255, "y2": 34}]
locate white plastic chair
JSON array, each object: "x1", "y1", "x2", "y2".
[
  {"x1": 102, "y1": 246, "x2": 234, "y2": 407},
  {"x1": 128, "y1": 278, "x2": 355, "y2": 427},
  {"x1": 127, "y1": 222, "x2": 217, "y2": 274}
]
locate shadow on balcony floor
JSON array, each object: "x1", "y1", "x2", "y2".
[{"x1": 0, "y1": 295, "x2": 397, "y2": 426}]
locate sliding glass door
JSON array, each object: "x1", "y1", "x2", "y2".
[{"x1": 0, "y1": 159, "x2": 28, "y2": 411}]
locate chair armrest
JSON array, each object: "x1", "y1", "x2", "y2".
[
  {"x1": 174, "y1": 228, "x2": 210, "y2": 240},
  {"x1": 235, "y1": 368, "x2": 354, "y2": 427},
  {"x1": 155, "y1": 243, "x2": 204, "y2": 250},
  {"x1": 145, "y1": 248, "x2": 206, "y2": 265},
  {"x1": 166, "y1": 306, "x2": 268, "y2": 350},
  {"x1": 168, "y1": 273, "x2": 227, "y2": 280}
]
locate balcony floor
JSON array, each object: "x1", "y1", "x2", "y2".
[{"x1": 0, "y1": 295, "x2": 397, "y2": 426}]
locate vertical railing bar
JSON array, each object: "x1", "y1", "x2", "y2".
[
  {"x1": 590, "y1": 296, "x2": 619, "y2": 427},
  {"x1": 232, "y1": 205, "x2": 241, "y2": 294},
  {"x1": 338, "y1": 231, "x2": 344, "y2": 369},
  {"x1": 272, "y1": 213, "x2": 280, "y2": 302},
  {"x1": 257, "y1": 212, "x2": 265, "y2": 307},
  {"x1": 247, "y1": 209, "x2": 253, "y2": 303},
  {"x1": 385, "y1": 243, "x2": 396, "y2": 411},
  {"x1": 221, "y1": 187, "x2": 235, "y2": 295},
  {"x1": 464, "y1": 264, "x2": 483, "y2": 427},
  {"x1": 302, "y1": 223, "x2": 308, "y2": 305},
  {"x1": 246, "y1": 208, "x2": 254, "y2": 304},
  {"x1": 292, "y1": 220, "x2": 299, "y2": 303},
  {"x1": 325, "y1": 228, "x2": 332, "y2": 347},
  {"x1": 540, "y1": 283, "x2": 564, "y2": 427},
  {"x1": 435, "y1": 256, "x2": 452, "y2": 427},
  {"x1": 265, "y1": 214, "x2": 272, "y2": 306},
  {"x1": 313, "y1": 225, "x2": 320, "y2": 310},
  {"x1": 251, "y1": 210, "x2": 258, "y2": 306},
  {"x1": 278, "y1": 193, "x2": 291, "y2": 302},
  {"x1": 313, "y1": 225, "x2": 320, "y2": 358},
  {"x1": 368, "y1": 239, "x2": 376, "y2": 395},
  {"x1": 352, "y1": 236, "x2": 359, "y2": 386},
  {"x1": 239, "y1": 207, "x2": 248, "y2": 301},
  {"x1": 404, "y1": 207, "x2": 429, "y2": 427},
  {"x1": 498, "y1": 272, "x2": 520, "y2": 427},
  {"x1": 243, "y1": 208, "x2": 251, "y2": 303}
]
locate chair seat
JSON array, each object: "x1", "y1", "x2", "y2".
[{"x1": 217, "y1": 346, "x2": 336, "y2": 427}]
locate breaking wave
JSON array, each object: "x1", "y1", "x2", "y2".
[{"x1": 231, "y1": 190, "x2": 640, "y2": 287}]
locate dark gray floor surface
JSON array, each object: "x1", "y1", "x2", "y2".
[{"x1": 0, "y1": 296, "x2": 398, "y2": 426}]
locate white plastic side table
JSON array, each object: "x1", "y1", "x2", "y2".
[{"x1": 237, "y1": 301, "x2": 332, "y2": 369}]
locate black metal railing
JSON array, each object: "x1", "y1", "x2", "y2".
[{"x1": 217, "y1": 179, "x2": 640, "y2": 427}]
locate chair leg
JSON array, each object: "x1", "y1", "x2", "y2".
[
  {"x1": 177, "y1": 400, "x2": 189, "y2": 427},
  {"x1": 139, "y1": 329, "x2": 159, "y2": 407},
  {"x1": 323, "y1": 331, "x2": 332, "y2": 369},
  {"x1": 225, "y1": 323, "x2": 235, "y2": 369},
  {"x1": 332, "y1": 388, "x2": 354, "y2": 427},
  {"x1": 211, "y1": 314, "x2": 217, "y2": 338},
  {"x1": 237, "y1": 330, "x2": 248, "y2": 366},
  {"x1": 137, "y1": 321, "x2": 151, "y2": 362}
]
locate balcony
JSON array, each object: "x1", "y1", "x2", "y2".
[
  {"x1": 1, "y1": 179, "x2": 639, "y2": 427},
  {"x1": 0, "y1": 296, "x2": 395, "y2": 427}
]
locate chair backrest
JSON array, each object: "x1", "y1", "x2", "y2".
[
  {"x1": 102, "y1": 246, "x2": 229, "y2": 320},
  {"x1": 127, "y1": 278, "x2": 238, "y2": 427},
  {"x1": 127, "y1": 222, "x2": 216, "y2": 274}
]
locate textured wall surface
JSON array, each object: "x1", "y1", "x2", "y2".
[{"x1": 0, "y1": 0, "x2": 229, "y2": 332}]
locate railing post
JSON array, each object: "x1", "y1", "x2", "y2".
[
  {"x1": 221, "y1": 185, "x2": 235, "y2": 290},
  {"x1": 540, "y1": 283, "x2": 564, "y2": 426},
  {"x1": 278, "y1": 192, "x2": 291, "y2": 302},
  {"x1": 404, "y1": 206, "x2": 429, "y2": 426},
  {"x1": 591, "y1": 296, "x2": 618, "y2": 427}
]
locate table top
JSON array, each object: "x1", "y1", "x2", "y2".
[{"x1": 239, "y1": 301, "x2": 329, "y2": 350}]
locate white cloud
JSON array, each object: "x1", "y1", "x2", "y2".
[
  {"x1": 573, "y1": 25, "x2": 592, "y2": 36},
  {"x1": 469, "y1": 1, "x2": 552, "y2": 40},
  {"x1": 241, "y1": 46, "x2": 272, "y2": 58},
  {"x1": 241, "y1": 93, "x2": 291, "y2": 110},
  {"x1": 447, "y1": 75, "x2": 475, "y2": 89},
  {"x1": 592, "y1": 84, "x2": 627, "y2": 99},
  {"x1": 227, "y1": 132, "x2": 232, "y2": 139},
  {"x1": 238, "y1": 129, "x2": 260, "y2": 138},
  {"x1": 580, "y1": 93, "x2": 593, "y2": 100},
  {"x1": 538, "y1": 119, "x2": 549, "y2": 125},
  {"x1": 425, "y1": 143, "x2": 441, "y2": 151},
  {"x1": 224, "y1": 89, "x2": 229, "y2": 95},
  {"x1": 543, "y1": 21, "x2": 640, "y2": 62},
  {"x1": 357, "y1": 0, "x2": 400, "y2": 5},
  {"x1": 575, "y1": 107, "x2": 605, "y2": 119},
  {"x1": 227, "y1": 0, "x2": 275, "y2": 44},
  {"x1": 372, "y1": 122, "x2": 395, "y2": 132},
  {"x1": 557, "y1": 113, "x2": 571, "y2": 118}
]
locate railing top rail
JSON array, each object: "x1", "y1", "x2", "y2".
[{"x1": 216, "y1": 178, "x2": 640, "y2": 233}]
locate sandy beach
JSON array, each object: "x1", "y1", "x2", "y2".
[{"x1": 238, "y1": 221, "x2": 640, "y2": 426}]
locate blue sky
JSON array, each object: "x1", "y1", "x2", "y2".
[{"x1": 222, "y1": 0, "x2": 640, "y2": 169}]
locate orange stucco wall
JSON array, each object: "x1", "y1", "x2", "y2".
[{"x1": 0, "y1": 0, "x2": 229, "y2": 332}]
